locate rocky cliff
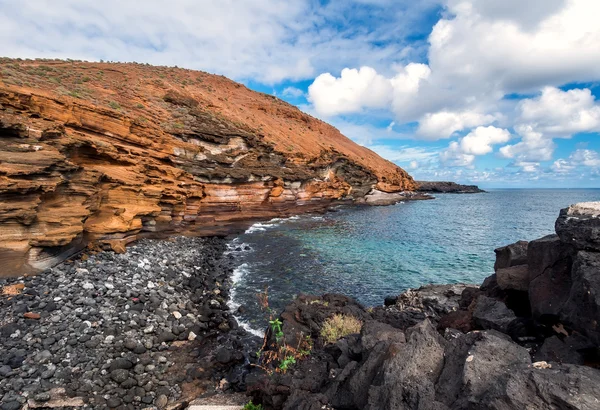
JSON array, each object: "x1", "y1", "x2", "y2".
[{"x1": 0, "y1": 58, "x2": 416, "y2": 275}]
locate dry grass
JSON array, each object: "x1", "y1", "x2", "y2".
[{"x1": 320, "y1": 314, "x2": 363, "y2": 344}]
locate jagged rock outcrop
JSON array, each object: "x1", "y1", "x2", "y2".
[
  {"x1": 0, "y1": 59, "x2": 416, "y2": 275},
  {"x1": 416, "y1": 181, "x2": 484, "y2": 194},
  {"x1": 246, "y1": 202, "x2": 600, "y2": 409}
]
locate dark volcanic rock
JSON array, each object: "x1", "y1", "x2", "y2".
[
  {"x1": 416, "y1": 181, "x2": 484, "y2": 194},
  {"x1": 367, "y1": 320, "x2": 446, "y2": 410},
  {"x1": 534, "y1": 336, "x2": 584, "y2": 365},
  {"x1": 556, "y1": 202, "x2": 600, "y2": 251},
  {"x1": 494, "y1": 240, "x2": 529, "y2": 270},
  {"x1": 561, "y1": 251, "x2": 600, "y2": 345},
  {"x1": 247, "y1": 201, "x2": 600, "y2": 410},
  {"x1": 438, "y1": 330, "x2": 531, "y2": 408},
  {"x1": 0, "y1": 236, "x2": 240, "y2": 408},
  {"x1": 496, "y1": 264, "x2": 529, "y2": 291},
  {"x1": 528, "y1": 234, "x2": 575, "y2": 319},
  {"x1": 472, "y1": 296, "x2": 517, "y2": 333}
]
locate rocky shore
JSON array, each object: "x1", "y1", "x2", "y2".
[
  {"x1": 243, "y1": 202, "x2": 600, "y2": 409},
  {"x1": 3, "y1": 202, "x2": 600, "y2": 410},
  {"x1": 0, "y1": 237, "x2": 259, "y2": 410}
]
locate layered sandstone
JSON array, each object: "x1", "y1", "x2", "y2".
[{"x1": 0, "y1": 58, "x2": 415, "y2": 275}]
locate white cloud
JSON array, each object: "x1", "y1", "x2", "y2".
[
  {"x1": 367, "y1": 145, "x2": 439, "y2": 163},
  {"x1": 0, "y1": 0, "x2": 440, "y2": 84},
  {"x1": 307, "y1": 63, "x2": 430, "y2": 117},
  {"x1": 307, "y1": 67, "x2": 392, "y2": 116},
  {"x1": 440, "y1": 141, "x2": 476, "y2": 167},
  {"x1": 307, "y1": 0, "x2": 600, "y2": 157},
  {"x1": 570, "y1": 149, "x2": 600, "y2": 167},
  {"x1": 553, "y1": 149, "x2": 600, "y2": 173},
  {"x1": 439, "y1": 126, "x2": 510, "y2": 166},
  {"x1": 417, "y1": 111, "x2": 497, "y2": 139},
  {"x1": 518, "y1": 87, "x2": 600, "y2": 136},
  {"x1": 551, "y1": 159, "x2": 575, "y2": 173},
  {"x1": 500, "y1": 87, "x2": 600, "y2": 165},
  {"x1": 282, "y1": 87, "x2": 305, "y2": 98},
  {"x1": 409, "y1": 160, "x2": 419, "y2": 170},
  {"x1": 459, "y1": 126, "x2": 511, "y2": 155}
]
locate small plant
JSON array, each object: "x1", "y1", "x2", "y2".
[
  {"x1": 254, "y1": 288, "x2": 312, "y2": 375},
  {"x1": 108, "y1": 101, "x2": 121, "y2": 110},
  {"x1": 136, "y1": 103, "x2": 145, "y2": 109},
  {"x1": 279, "y1": 356, "x2": 296, "y2": 372},
  {"x1": 243, "y1": 401, "x2": 263, "y2": 410},
  {"x1": 320, "y1": 314, "x2": 363, "y2": 344}
]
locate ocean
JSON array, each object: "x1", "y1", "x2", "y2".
[{"x1": 227, "y1": 189, "x2": 600, "y2": 333}]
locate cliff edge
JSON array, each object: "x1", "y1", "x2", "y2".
[{"x1": 0, "y1": 59, "x2": 415, "y2": 275}]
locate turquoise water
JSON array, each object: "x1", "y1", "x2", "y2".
[{"x1": 228, "y1": 189, "x2": 600, "y2": 330}]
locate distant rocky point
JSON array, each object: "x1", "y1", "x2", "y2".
[{"x1": 417, "y1": 180, "x2": 485, "y2": 193}]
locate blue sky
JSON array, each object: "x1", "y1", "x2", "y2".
[{"x1": 1, "y1": 0, "x2": 600, "y2": 187}]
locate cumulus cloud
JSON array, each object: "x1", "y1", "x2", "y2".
[
  {"x1": 459, "y1": 126, "x2": 511, "y2": 155},
  {"x1": 417, "y1": 111, "x2": 497, "y2": 139},
  {"x1": 307, "y1": 67, "x2": 392, "y2": 116},
  {"x1": 518, "y1": 87, "x2": 600, "y2": 136},
  {"x1": 552, "y1": 149, "x2": 600, "y2": 174},
  {"x1": 500, "y1": 87, "x2": 600, "y2": 166},
  {"x1": 0, "y1": 0, "x2": 440, "y2": 84},
  {"x1": 308, "y1": 0, "x2": 600, "y2": 153},
  {"x1": 440, "y1": 142, "x2": 476, "y2": 167},
  {"x1": 307, "y1": 63, "x2": 430, "y2": 117},
  {"x1": 440, "y1": 126, "x2": 510, "y2": 166}
]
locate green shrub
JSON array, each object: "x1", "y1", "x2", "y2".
[
  {"x1": 320, "y1": 314, "x2": 363, "y2": 344},
  {"x1": 108, "y1": 101, "x2": 121, "y2": 110},
  {"x1": 243, "y1": 401, "x2": 263, "y2": 410}
]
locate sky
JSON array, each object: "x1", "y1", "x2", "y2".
[{"x1": 1, "y1": 0, "x2": 600, "y2": 188}]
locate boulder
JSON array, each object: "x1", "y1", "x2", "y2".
[
  {"x1": 438, "y1": 310, "x2": 473, "y2": 333},
  {"x1": 366, "y1": 320, "x2": 446, "y2": 410},
  {"x1": 472, "y1": 296, "x2": 517, "y2": 333},
  {"x1": 494, "y1": 240, "x2": 529, "y2": 270},
  {"x1": 504, "y1": 363, "x2": 600, "y2": 409},
  {"x1": 360, "y1": 320, "x2": 405, "y2": 351},
  {"x1": 527, "y1": 234, "x2": 575, "y2": 319},
  {"x1": 556, "y1": 202, "x2": 600, "y2": 251},
  {"x1": 496, "y1": 264, "x2": 529, "y2": 291},
  {"x1": 560, "y1": 251, "x2": 600, "y2": 345},
  {"x1": 534, "y1": 336, "x2": 584, "y2": 365},
  {"x1": 438, "y1": 330, "x2": 531, "y2": 408}
]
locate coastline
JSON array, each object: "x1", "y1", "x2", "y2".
[{"x1": 3, "y1": 198, "x2": 600, "y2": 409}]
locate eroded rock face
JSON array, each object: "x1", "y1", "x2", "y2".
[
  {"x1": 494, "y1": 240, "x2": 528, "y2": 270},
  {"x1": 556, "y1": 202, "x2": 600, "y2": 251},
  {"x1": 0, "y1": 59, "x2": 416, "y2": 275},
  {"x1": 561, "y1": 251, "x2": 600, "y2": 345},
  {"x1": 527, "y1": 235, "x2": 575, "y2": 319}
]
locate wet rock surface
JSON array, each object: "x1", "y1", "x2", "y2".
[{"x1": 0, "y1": 237, "x2": 259, "y2": 409}]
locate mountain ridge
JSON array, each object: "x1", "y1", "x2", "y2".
[{"x1": 0, "y1": 58, "x2": 416, "y2": 275}]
